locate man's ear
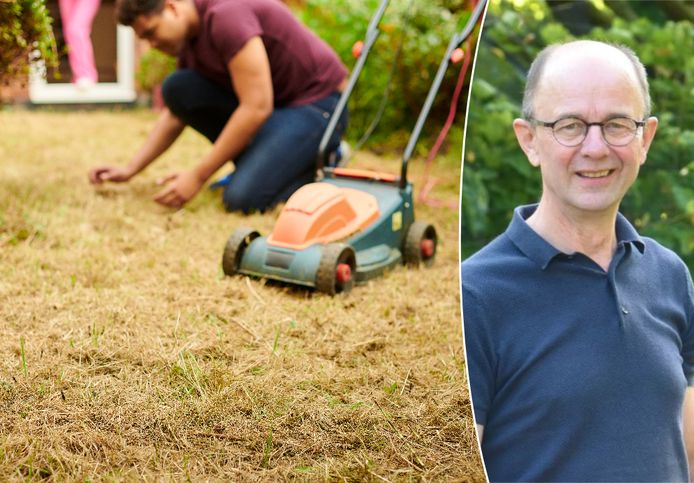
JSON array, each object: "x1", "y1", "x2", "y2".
[
  {"x1": 638, "y1": 116, "x2": 658, "y2": 166},
  {"x1": 165, "y1": 0, "x2": 179, "y2": 14},
  {"x1": 513, "y1": 118, "x2": 540, "y2": 167}
]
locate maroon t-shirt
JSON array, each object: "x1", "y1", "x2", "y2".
[{"x1": 178, "y1": 0, "x2": 347, "y2": 107}]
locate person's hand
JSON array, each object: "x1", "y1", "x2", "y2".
[
  {"x1": 153, "y1": 170, "x2": 205, "y2": 209},
  {"x1": 88, "y1": 166, "x2": 135, "y2": 184}
]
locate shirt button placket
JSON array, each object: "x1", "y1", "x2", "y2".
[{"x1": 610, "y1": 245, "x2": 628, "y2": 327}]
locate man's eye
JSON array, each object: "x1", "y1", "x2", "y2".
[
  {"x1": 556, "y1": 121, "x2": 583, "y2": 133},
  {"x1": 605, "y1": 119, "x2": 634, "y2": 133}
]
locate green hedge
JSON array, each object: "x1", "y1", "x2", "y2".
[
  {"x1": 298, "y1": 0, "x2": 479, "y2": 151},
  {"x1": 462, "y1": 0, "x2": 694, "y2": 271},
  {"x1": 0, "y1": 0, "x2": 57, "y2": 85}
]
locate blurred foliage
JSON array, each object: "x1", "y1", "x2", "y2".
[
  {"x1": 136, "y1": 48, "x2": 177, "y2": 93},
  {"x1": 0, "y1": 0, "x2": 57, "y2": 85},
  {"x1": 462, "y1": 0, "x2": 694, "y2": 271},
  {"x1": 297, "y1": 0, "x2": 481, "y2": 153}
]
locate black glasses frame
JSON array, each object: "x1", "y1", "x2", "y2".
[{"x1": 528, "y1": 116, "x2": 646, "y2": 147}]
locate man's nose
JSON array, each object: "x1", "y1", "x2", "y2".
[{"x1": 580, "y1": 124, "x2": 610, "y2": 157}]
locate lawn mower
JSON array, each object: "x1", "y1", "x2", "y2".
[{"x1": 222, "y1": 0, "x2": 487, "y2": 295}]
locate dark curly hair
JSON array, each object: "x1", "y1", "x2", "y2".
[{"x1": 116, "y1": 0, "x2": 166, "y2": 26}]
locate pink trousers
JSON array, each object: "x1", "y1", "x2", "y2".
[{"x1": 59, "y1": 0, "x2": 101, "y2": 83}]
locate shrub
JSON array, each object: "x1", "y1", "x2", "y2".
[
  {"x1": 0, "y1": 0, "x2": 57, "y2": 85},
  {"x1": 297, "y1": 0, "x2": 479, "y2": 151},
  {"x1": 135, "y1": 48, "x2": 176, "y2": 93}
]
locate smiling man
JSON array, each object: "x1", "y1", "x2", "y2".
[
  {"x1": 88, "y1": 0, "x2": 348, "y2": 212},
  {"x1": 462, "y1": 40, "x2": 694, "y2": 482}
]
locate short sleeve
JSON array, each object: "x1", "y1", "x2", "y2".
[
  {"x1": 461, "y1": 263, "x2": 496, "y2": 426},
  {"x1": 208, "y1": 2, "x2": 263, "y2": 64},
  {"x1": 682, "y1": 268, "x2": 694, "y2": 386}
]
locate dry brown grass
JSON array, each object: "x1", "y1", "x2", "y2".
[{"x1": 0, "y1": 109, "x2": 483, "y2": 481}]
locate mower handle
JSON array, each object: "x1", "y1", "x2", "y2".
[
  {"x1": 316, "y1": 0, "x2": 391, "y2": 176},
  {"x1": 399, "y1": 0, "x2": 487, "y2": 189}
]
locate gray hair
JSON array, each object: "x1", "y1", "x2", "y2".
[{"x1": 521, "y1": 41, "x2": 651, "y2": 120}]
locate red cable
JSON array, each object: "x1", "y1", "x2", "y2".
[{"x1": 418, "y1": 2, "x2": 477, "y2": 209}]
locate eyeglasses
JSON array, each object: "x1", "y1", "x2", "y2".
[{"x1": 529, "y1": 116, "x2": 646, "y2": 147}]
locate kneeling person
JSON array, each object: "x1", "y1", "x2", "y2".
[{"x1": 89, "y1": 0, "x2": 348, "y2": 212}]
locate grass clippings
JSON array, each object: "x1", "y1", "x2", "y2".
[{"x1": 0, "y1": 109, "x2": 484, "y2": 481}]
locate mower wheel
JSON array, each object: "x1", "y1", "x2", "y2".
[
  {"x1": 316, "y1": 243, "x2": 356, "y2": 295},
  {"x1": 222, "y1": 227, "x2": 260, "y2": 276},
  {"x1": 404, "y1": 221, "x2": 437, "y2": 267}
]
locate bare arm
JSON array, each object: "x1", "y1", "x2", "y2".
[
  {"x1": 89, "y1": 108, "x2": 184, "y2": 184},
  {"x1": 684, "y1": 386, "x2": 694, "y2": 480},
  {"x1": 125, "y1": 108, "x2": 186, "y2": 176},
  {"x1": 153, "y1": 36, "x2": 273, "y2": 207},
  {"x1": 191, "y1": 36, "x2": 273, "y2": 181}
]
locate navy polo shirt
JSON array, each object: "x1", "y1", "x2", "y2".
[{"x1": 462, "y1": 204, "x2": 694, "y2": 482}]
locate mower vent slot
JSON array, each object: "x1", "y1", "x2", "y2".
[{"x1": 265, "y1": 250, "x2": 295, "y2": 270}]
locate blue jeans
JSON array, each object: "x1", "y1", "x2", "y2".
[{"x1": 161, "y1": 69, "x2": 347, "y2": 213}]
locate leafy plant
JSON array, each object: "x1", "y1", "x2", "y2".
[
  {"x1": 0, "y1": 0, "x2": 58, "y2": 85},
  {"x1": 297, "y1": 0, "x2": 480, "y2": 149},
  {"x1": 135, "y1": 47, "x2": 176, "y2": 93}
]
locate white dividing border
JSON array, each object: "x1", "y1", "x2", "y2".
[{"x1": 29, "y1": 25, "x2": 136, "y2": 104}]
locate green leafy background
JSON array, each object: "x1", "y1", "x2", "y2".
[
  {"x1": 298, "y1": 0, "x2": 479, "y2": 153},
  {"x1": 0, "y1": 0, "x2": 57, "y2": 84}
]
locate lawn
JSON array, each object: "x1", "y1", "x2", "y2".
[{"x1": 0, "y1": 109, "x2": 483, "y2": 480}]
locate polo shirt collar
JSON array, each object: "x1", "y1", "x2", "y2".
[
  {"x1": 506, "y1": 204, "x2": 646, "y2": 270},
  {"x1": 615, "y1": 212, "x2": 645, "y2": 254}
]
